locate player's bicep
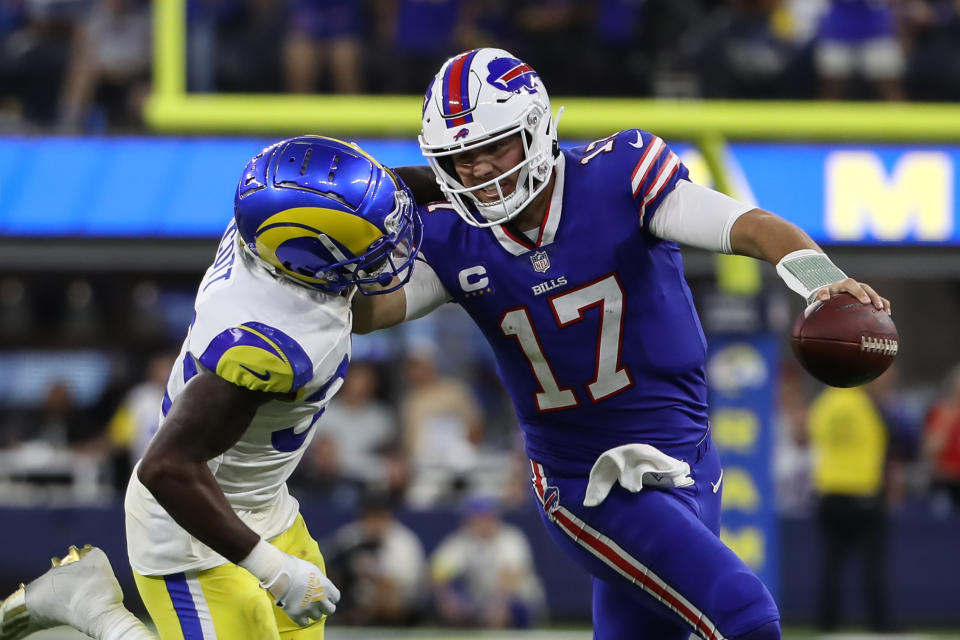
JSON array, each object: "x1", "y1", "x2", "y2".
[
  {"x1": 144, "y1": 371, "x2": 271, "y2": 465},
  {"x1": 647, "y1": 181, "x2": 755, "y2": 253}
]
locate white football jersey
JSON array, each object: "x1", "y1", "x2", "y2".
[{"x1": 126, "y1": 221, "x2": 352, "y2": 575}]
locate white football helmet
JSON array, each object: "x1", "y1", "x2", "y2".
[{"x1": 419, "y1": 48, "x2": 560, "y2": 227}]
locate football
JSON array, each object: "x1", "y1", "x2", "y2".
[{"x1": 791, "y1": 292, "x2": 899, "y2": 388}]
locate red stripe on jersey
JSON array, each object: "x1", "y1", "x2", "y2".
[
  {"x1": 644, "y1": 153, "x2": 680, "y2": 204},
  {"x1": 630, "y1": 138, "x2": 666, "y2": 197},
  {"x1": 530, "y1": 460, "x2": 546, "y2": 501}
]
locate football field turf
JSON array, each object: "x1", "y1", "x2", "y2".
[{"x1": 23, "y1": 628, "x2": 960, "y2": 639}]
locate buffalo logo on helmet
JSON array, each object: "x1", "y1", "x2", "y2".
[
  {"x1": 486, "y1": 57, "x2": 539, "y2": 94},
  {"x1": 453, "y1": 127, "x2": 470, "y2": 141}
]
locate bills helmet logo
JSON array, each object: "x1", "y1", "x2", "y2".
[
  {"x1": 486, "y1": 58, "x2": 539, "y2": 94},
  {"x1": 530, "y1": 250, "x2": 550, "y2": 273},
  {"x1": 453, "y1": 127, "x2": 470, "y2": 141}
]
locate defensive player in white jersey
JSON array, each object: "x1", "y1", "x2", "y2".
[{"x1": 0, "y1": 135, "x2": 423, "y2": 640}]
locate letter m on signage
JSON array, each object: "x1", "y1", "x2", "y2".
[{"x1": 825, "y1": 151, "x2": 954, "y2": 242}]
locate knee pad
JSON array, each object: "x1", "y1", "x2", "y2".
[{"x1": 730, "y1": 620, "x2": 781, "y2": 640}]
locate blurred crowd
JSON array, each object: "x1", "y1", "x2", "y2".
[
  {"x1": 5, "y1": 274, "x2": 957, "y2": 515},
  {"x1": 2, "y1": 0, "x2": 960, "y2": 132},
  {"x1": 2, "y1": 271, "x2": 960, "y2": 626},
  {"x1": 773, "y1": 360, "x2": 960, "y2": 519}
]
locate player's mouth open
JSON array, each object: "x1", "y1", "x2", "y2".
[{"x1": 478, "y1": 183, "x2": 513, "y2": 201}]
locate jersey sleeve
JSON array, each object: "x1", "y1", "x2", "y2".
[
  {"x1": 620, "y1": 129, "x2": 690, "y2": 228},
  {"x1": 197, "y1": 321, "x2": 314, "y2": 394}
]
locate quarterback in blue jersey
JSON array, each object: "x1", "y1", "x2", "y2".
[
  {"x1": 353, "y1": 48, "x2": 892, "y2": 640},
  {"x1": 0, "y1": 137, "x2": 423, "y2": 640}
]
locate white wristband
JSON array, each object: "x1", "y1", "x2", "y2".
[
  {"x1": 237, "y1": 539, "x2": 284, "y2": 587},
  {"x1": 775, "y1": 249, "x2": 847, "y2": 303}
]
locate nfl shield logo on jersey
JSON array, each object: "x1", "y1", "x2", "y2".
[{"x1": 530, "y1": 250, "x2": 551, "y2": 273}]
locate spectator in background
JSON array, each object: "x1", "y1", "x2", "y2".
[
  {"x1": 370, "y1": 0, "x2": 466, "y2": 93},
  {"x1": 452, "y1": 0, "x2": 516, "y2": 52},
  {"x1": 29, "y1": 381, "x2": 87, "y2": 447},
  {"x1": 695, "y1": 0, "x2": 808, "y2": 99},
  {"x1": 511, "y1": 0, "x2": 585, "y2": 95},
  {"x1": 104, "y1": 351, "x2": 176, "y2": 466},
  {"x1": 0, "y1": 277, "x2": 33, "y2": 344},
  {"x1": 924, "y1": 364, "x2": 960, "y2": 512},
  {"x1": 865, "y1": 363, "x2": 918, "y2": 507},
  {"x1": 0, "y1": 0, "x2": 79, "y2": 128},
  {"x1": 185, "y1": 0, "x2": 237, "y2": 93},
  {"x1": 773, "y1": 363, "x2": 812, "y2": 515},
  {"x1": 283, "y1": 0, "x2": 365, "y2": 93},
  {"x1": 579, "y1": 0, "x2": 652, "y2": 96},
  {"x1": 215, "y1": 0, "x2": 285, "y2": 92},
  {"x1": 57, "y1": 0, "x2": 151, "y2": 132},
  {"x1": 900, "y1": 0, "x2": 960, "y2": 101},
  {"x1": 430, "y1": 494, "x2": 546, "y2": 629},
  {"x1": 325, "y1": 490, "x2": 427, "y2": 626},
  {"x1": 301, "y1": 360, "x2": 409, "y2": 502},
  {"x1": 814, "y1": 0, "x2": 906, "y2": 100},
  {"x1": 401, "y1": 339, "x2": 484, "y2": 507},
  {"x1": 807, "y1": 372, "x2": 895, "y2": 633}
]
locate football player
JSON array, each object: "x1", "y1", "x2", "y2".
[
  {"x1": 351, "y1": 48, "x2": 892, "y2": 640},
  {"x1": 0, "y1": 135, "x2": 422, "y2": 640}
]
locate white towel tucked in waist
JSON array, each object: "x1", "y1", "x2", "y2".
[{"x1": 583, "y1": 443, "x2": 694, "y2": 507}]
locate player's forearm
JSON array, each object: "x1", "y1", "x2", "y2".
[
  {"x1": 136, "y1": 372, "x2": 268, "y2": 563},
  {"x1": 729, "y1": 209, "x2": 822, "y2": 264},
  {"x1": 138, "y1": 458, "x2": 260, "y2": 563},
  {"x1": 351, "y1": 288, "x2": 407, "y2": 334}
]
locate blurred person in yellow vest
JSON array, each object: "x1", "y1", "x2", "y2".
[
  {"x1": 106, "y1": 352, "x2": 177, "y2": 467},
  {"x1": 807, "y1": 369, "x2": 898, "y2": 633}
]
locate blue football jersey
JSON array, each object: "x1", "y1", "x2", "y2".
[{"x1": 418, "y1": 129, "x2": 710, "y2": 474}]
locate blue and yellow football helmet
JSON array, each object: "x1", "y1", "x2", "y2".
[{"x1": 234, "y1": 135, "x2": 422, "y2": 295}]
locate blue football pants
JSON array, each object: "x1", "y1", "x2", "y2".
[{"x1": 530, "y1": 434, "x2": 780, "y2": 640}]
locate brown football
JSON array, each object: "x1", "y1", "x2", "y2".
[{"x1": 791, "y1": 292, "x2": 899, "y2": 388}]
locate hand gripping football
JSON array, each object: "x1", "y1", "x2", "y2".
[{"x1": 791, "y1": 293, "x2": 898, "y2": 388}]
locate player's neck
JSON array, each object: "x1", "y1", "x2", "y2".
[{"x1": 507, "y1": 172, "x2": 556, "y2": 233}]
